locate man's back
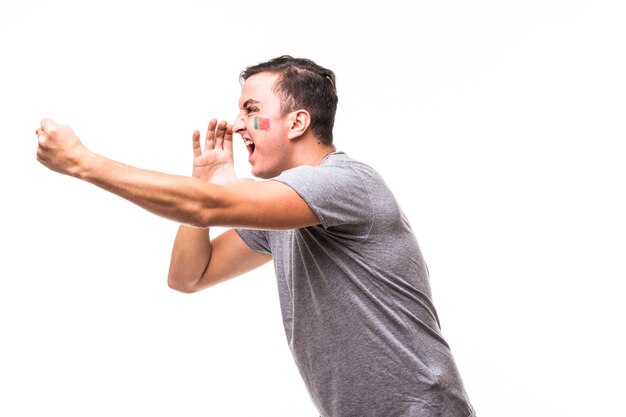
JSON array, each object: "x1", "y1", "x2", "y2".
[{"x1": 238, "y1": 152, "x2": 474, "y2": 417}]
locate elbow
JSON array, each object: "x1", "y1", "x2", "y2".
[{"x1": 167, "y1": 274, "x2": 200, "y2": 294}]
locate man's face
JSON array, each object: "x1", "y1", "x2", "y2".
[{"x1": 234, "y1": 72, "x2": 292, "y2": 179}]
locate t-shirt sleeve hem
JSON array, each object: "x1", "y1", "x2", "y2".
[
  {"x1": 270, "y1": 177, "x2": 330, "y2": 229},
  {"x1": 235, "y1": 229, "x2": 271, "y2": 254}
]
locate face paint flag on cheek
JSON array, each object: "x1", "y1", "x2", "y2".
[{"x1": 254, "y1": 116, "x2": 271, "y2": 131}]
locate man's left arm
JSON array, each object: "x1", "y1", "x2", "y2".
[{"x1": 35, "y1": 119, "x2": 319, "y2": 230}]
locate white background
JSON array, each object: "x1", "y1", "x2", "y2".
[{"x1": 1, "y1": 1, "x2": 625, "y2": 416}]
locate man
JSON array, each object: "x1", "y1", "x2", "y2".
[{"x1": 36, "y1": 56, "x2": 475, "y2": 417}]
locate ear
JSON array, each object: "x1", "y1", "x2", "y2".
[{"x1": 286, "y1": 109, "x2": 311, "y2": 141}]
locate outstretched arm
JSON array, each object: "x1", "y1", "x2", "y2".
[{"x1": 35, "y1": 118, "x2": 319, "y2": 229}]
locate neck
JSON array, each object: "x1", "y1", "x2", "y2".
[{"x1": 290, "y1": 139, "x2": 336, "y2": 168}]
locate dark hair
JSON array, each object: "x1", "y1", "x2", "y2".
[{"x1": 240, "y1": 55, "x2": 338, "y2": 145}]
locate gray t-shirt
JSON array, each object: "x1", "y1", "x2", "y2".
[{"x1": 237, "y1": 152, "x2": 474, "y2": 417}]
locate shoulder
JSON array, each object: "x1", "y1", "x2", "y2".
[
  {"x1": 276, "y1": 152, "x2": 380, "y2": 187},
  {"x1": 271, "y1": 152, "x2": 381, "y2": 231}
]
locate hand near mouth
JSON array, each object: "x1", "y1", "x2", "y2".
[{"x1": 192, "y1": 119, "x2": 238, "y2": 185}]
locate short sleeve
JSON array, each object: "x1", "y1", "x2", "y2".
[
  {"x1": 273, "y1": 162, "x2": 373, "y2": 237},
  {"x1": 236, "y1": 229, "x2": 272, "y2": 254}
]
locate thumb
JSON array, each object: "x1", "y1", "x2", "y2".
[{"x1": 41, "y1": 118, "x2": 58, "y2": 132}]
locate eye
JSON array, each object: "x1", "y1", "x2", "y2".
[{"x1": 245, "y1": 106, "x2": 259, "y2": 115}]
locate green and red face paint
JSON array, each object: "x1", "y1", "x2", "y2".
[{"x1": 253, "y1": 116, "x2": 270, "y2": 131}]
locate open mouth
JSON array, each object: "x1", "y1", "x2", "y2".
[{"x1": 244, "y1": 138, "x2": 255, "y2": 157}]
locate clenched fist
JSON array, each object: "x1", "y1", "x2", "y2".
[{"x1": 35, "y1": 119, "x2": 91, "y2": 177}]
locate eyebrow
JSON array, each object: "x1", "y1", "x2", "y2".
[{"x1": 241, "y1": 99, "x2": 260, "y2": 108}]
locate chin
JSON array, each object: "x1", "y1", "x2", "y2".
[
  {"x1": 250, "y1": 156, "x2": 287, "y2": 179},
  {"x1": 251, "y1": 165, "x2": 270, "y2": 180},
  {"x1": 251, "y1": 165, "x2": 281, "y2": 180}
]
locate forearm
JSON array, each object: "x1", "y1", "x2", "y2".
[
  {"x1": 75, "y1": 151, "x2": 222, "y2": 227},
  {"x1": 168, "y1": 225, "x2": 212, "y2": 292}
]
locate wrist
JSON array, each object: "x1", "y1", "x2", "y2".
[{"x1": 73, "y1": 149, "x2": 102, "y2": 180}]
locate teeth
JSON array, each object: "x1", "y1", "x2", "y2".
[{"x1": 244, "y1": 139, "x2": 253, "y2": 146}]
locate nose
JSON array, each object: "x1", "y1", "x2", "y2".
[{"x1": 233, "y1": 114, "x2": 246, "y2": 136}]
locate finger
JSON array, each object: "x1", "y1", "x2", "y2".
[
  {"x1": 35, "y1": 127, "x2": 46, "y2": 146},
  {"x1": 205, "y1": 118, "x2": 218, "y2": 150},
  {"x1": 214, "y1": 120, "x2": 228, "y2": 150},
  {"x1": 192, "y1": 130, "x2": 202, "y2": 158},
  {"x1": 223, "y1": 124, "x2": 233, "y2": 154}
]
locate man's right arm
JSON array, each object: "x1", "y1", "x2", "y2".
[{"x1": 167, "y1": 227, "x2": 271, "y2": 293}]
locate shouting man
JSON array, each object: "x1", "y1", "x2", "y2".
[{"x1": 35, "y1": 56, "x2": 475, "y2": 417}]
